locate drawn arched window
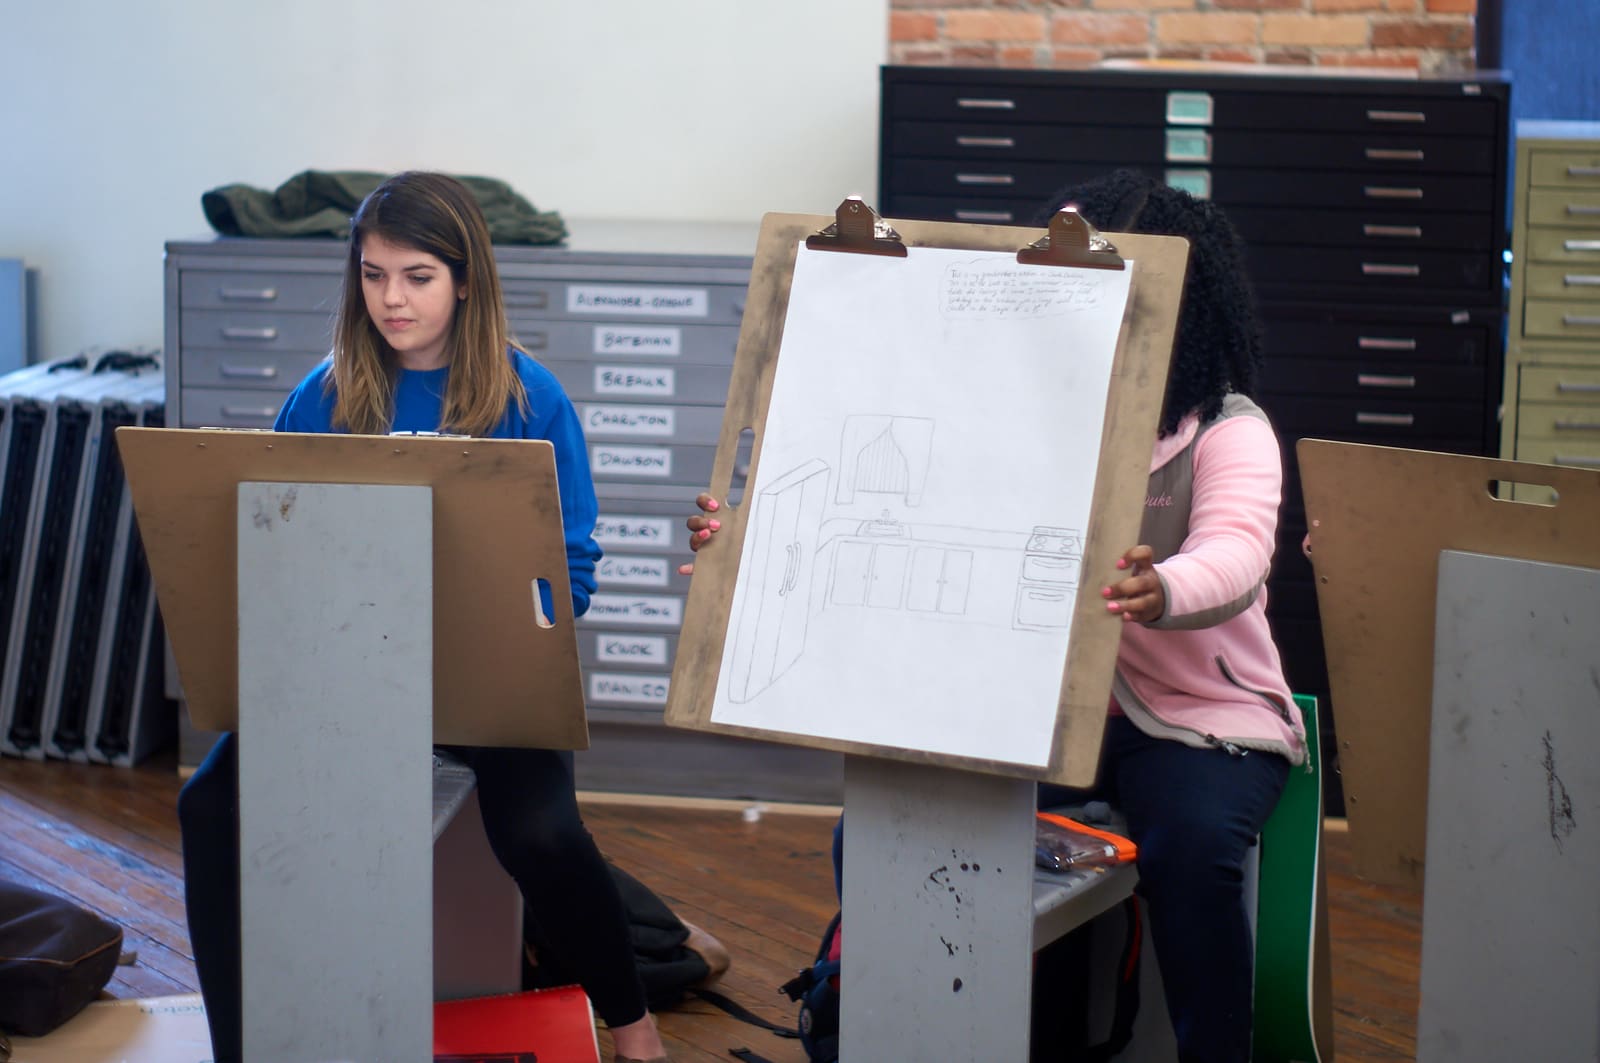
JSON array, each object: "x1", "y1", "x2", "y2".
[{"x1": 835, "y1": 415, "x2": 934, "y2": 506}]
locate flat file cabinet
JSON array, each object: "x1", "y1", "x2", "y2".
[
  {"x1": 1501, "y1": 120, "x2": 1600, "y2": 497},
  {"x1": 164, "y1": 224, "x2": 842, "y2": 801},
  {"x1": 879, "y1": 66, "x2": 1512, "y2": 810}
]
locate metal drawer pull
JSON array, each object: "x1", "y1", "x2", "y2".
[
  {"x1": 1365, "y1": 148, "x2": 1424, "y2": 161},
  {"x1": 1358, "y1": 336, "x2": 1417, "y2": 351},
  {"x1": 1554, "y1": 419, "x2": 1600, "y2": 432},
  {"x1": 221, "y1": 326, "x2": 278, "y2": 341},
  {"x1": 956, "y1": 173, "x2": 1015, "y2": 186},
  {"x1": 1367, "y1": 109, "x2": 1426, "y2": 123},
  {"x1": 1362, "y1": 263, "x2": 1420, "y2": 277},
  {"x1": 1356, "y1": 412, "x2": 1415, "y2": 427},
  {"x1": 1555, "y1": 454, "x2": 1600, "y2": 467},
  {"x1": 1567, "y1": 165, "x2": 1600, "y2": 177},
  {"x1": 1565, "y1": 274, "x2": 1600, "y2": 286},
  {"x1": 221, "y1": 406, "x2": 279, "y2": 419},
  {"x1": 1364, "y1": 224, "x2": 1422, "y2": 238},
  {"x1": 956, "y1": 136, "x2": 1015, "y2": 148},
  {"x1": 1564, "y1": 314, "x2": 1600, "y2": 326},
  {"x1": 1565, "y1": 207, "x2": 1600, "y2": 217},
  {"x1": 955, "y1": 210, "x2": 1015, "y2": 223},
  {"x1": 504, "y1": 292, "x2": 549, "y2": 309},
  {"x1": 1565, "y1": 239, "x2": 1600, "y2": 251},
  {"x1": 956, "y1": 97, "x2": 1016, "y2": 110},
  {"x1": 219, "y1": 287, "x2": 278, "y2": 302},
  {"x1": 219, "y1": 364, "x2": 278, "y2": 380},
  {"x1": 1364, "y1": 186, "x2": 1424, "y2": 200},
  {"x1": 1556, "y1": 381, "x2": 1600, "y2": 393},
  {"x1": 1357, "y1": 373, "x2": 1417, "y2": 389},
  {"x1": 524, "y1": 332, "x2": 548, "y2": 350}
]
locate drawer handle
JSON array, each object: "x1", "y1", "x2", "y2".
[
  {"x1": 1567, "y1": 165, "x2": 1600, "y2": 178},
  {"x1": 1364, "y1": 186, "x2": 1424, "y2": 200},
  {"x1": 1556, "y1": 381, "x2": 1600, "y2": 394},
  {"x1": 956, "y1": 173, "x2": 1015, "y2": 186},
  {"x1": 504, "y1": 292, "x2": 549, "y2": 309},
  {"x1": 1563, "y1": 314, "x2": 1600, "y2": 326},
  {"x1": 219, "y1": 364, "x2": 278, "y2": 380},
  {"x1": 1364, "y1": 224, "x2": 1422, "y2": 239},
  {"x1": 1367, "y1": 109, "x2": 1427, "y2": 124},
  {"x1": 956, "y1": 97, "x2": 1017, "y2": 110},
  {"x1": 1565, "y1": 274, "x2": 1600, "y2": 287},
  {"x1": 955, "y1": 209, "x2": 1015, "y2": 223},
  {"x1": 1362, "y1": 263, "x2": 1421, "y2": 277},
  {"x1": 956, "y1": 135, "x2": 1016, "y2": 148},
  {"x1": 218, "y1": 287, "x2": 278, "y2": 302},
  {"x1": 1365, "y1": 148, "x2": 1425, "y2": 162},
  {"x1": 1356, "y1": 411, "x2": 1415, "y2": 427},
  {"x1": 1566, "y1": 206, "x2": 1600, "y2": 217},
  {"x1": 1358, "y1": 336, "x2": 1418, "y2": 351},
  {"x1": 1565, "y1": 239, "x2": 1600, "y2": 251},
  {"x1": 1553, "y1": 419, "x2": 1600, "y2": 432},
  {"x1": 1555, "y1": 454, "x2": 1600, "y2": 467},
  {"x1": 221, "y1": 326, "x2": 278, "y2": 341},
  {"x1": 1357, "y1": 373, "x2": 1417, "y2": 389},
  {"x1": 221, "y1": 405, "x2": 279, "y2": 419}
]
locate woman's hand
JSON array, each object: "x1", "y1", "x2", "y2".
[
  {"x1": 676, "y1": 493, "x2": 724, "y2": 575},
  {"x1": 1101, "y1": 545, "x2": 1165, "y2": 623}
]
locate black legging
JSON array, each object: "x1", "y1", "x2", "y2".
[{"x1": 178, "y1": 733, "x2": 647, "y2": 1062}]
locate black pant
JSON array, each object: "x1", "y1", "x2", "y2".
[{"x1": 178, "y1": 733, "x2": 647, "y2": 1062}]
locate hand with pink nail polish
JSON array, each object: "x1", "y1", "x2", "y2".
[
  {"x1": 677, "y1": 492, "x2": 725, "y2": 575},
  {"x1": 1101, "y1": 544, "x2": 1164, "y2": 624}
]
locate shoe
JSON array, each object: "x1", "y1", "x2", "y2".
[{"x1": 682, "y1": 921, "x2": 731, "y2": 987}]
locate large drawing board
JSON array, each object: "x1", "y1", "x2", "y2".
[
  {"x1": 665, "y1": 211, "x2": 1190, "y2": 786},
  {"x1": 1297, "y1": 439, "x2": 1600, "y2": 888},
  {"x1": 116, "y1": 427, "x2": 588, "y2": 749}
]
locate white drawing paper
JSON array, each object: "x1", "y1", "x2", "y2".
[{"x1": 711, "y1": 243, "x2": 1133, "y2": 768}]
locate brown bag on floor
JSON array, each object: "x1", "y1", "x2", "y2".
[{"x1": 0, "y1": 881, "x2": 123, "y2": 1037}]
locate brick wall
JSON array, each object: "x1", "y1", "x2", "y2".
[{"x1": 889, "y1": 0, "x2": 1479, "y2": 75}]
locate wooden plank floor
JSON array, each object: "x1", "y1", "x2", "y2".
[{"x1": 0, "y1": 752, "x2": 1421, "y2": 1061}]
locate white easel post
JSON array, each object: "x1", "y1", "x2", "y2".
[
  {"x1": 236, "y1": 481, "x2": 435, "y2": 1062},
  {"x1": 842, "y1": 756, "x2": 1038, "y2": 1061}
]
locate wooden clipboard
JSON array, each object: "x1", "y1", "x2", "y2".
[
  {"x1": 117, "y1": 428, "x2": 588, "y2": 750},
  {"x1": 664, "y1": 200, "x2": 1190, "y2": 787},
  {"x1": 1299, "y1": 439, "x2": 1600, "y2": 887}
]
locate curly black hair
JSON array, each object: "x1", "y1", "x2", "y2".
[{"x1": 1032, "y1": 169, "x2": 1262, "y2": 437}]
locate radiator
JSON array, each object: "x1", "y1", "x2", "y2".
[{"x1": 0, "y1": 353, "x2": 170, "y2": 765}]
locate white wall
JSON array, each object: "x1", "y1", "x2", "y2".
[{"x1": 0, "y1": 0, "x2": 888, "y2": 361}]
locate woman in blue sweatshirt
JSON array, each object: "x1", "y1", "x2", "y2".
[{"x1": 177, "y1": 171, "x2": 671, "y2": 1063}]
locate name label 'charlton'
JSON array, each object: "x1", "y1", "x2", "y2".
[
  {"x1": 583, "y1": 404, "x2": 675, "y2": 438},
  {"x1": 568, "y1": 286, "x2": 709, "y2": 318}
]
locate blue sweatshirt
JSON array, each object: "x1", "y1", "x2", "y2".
[{"x1": 274, "y1": 349, "x2": 602, "y2": 616}]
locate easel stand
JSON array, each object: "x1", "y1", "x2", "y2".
[
  {"x1": 842, "y1": 758, "x2": 1037, "y2": 1061},
  {"x1": 1418, "y1": 551, "x2": 1600, "y2": 1062},
  {"x1": 237, "y1": 482, "x2": 435, "y2": 1062}
]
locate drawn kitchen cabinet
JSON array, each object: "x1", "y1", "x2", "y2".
[
  {"x1": 829, "y1": 539, "x2": 909, "y2": 608},
  {"x1": 906, "y1": 546, "x2": 974, "y2": 615},
  {"x1": 727, "y1": 460, "x2": 831, "y2": 702}
]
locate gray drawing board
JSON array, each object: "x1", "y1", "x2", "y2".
[
  {"x1": 665, "y1": 210, "x2": 1190, "y2": 786},
  {"x1": 1297, "y1": 440, "x2": 1600, "y2": 888},
  {"x1": 116, "y1": 427, "x2": 587, "y2": 749}
]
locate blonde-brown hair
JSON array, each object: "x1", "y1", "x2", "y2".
[{"x1": 329, "y1": 171, "x2": 527, "y2": 436}]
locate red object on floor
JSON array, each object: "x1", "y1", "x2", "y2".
[{"x1": 433, "y1": 985, "x2": 601, "y2": 1063}]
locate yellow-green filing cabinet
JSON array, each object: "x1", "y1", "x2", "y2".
[{"x1": 1502, "y1": 120, "x2": 1600, "y2": 496}]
